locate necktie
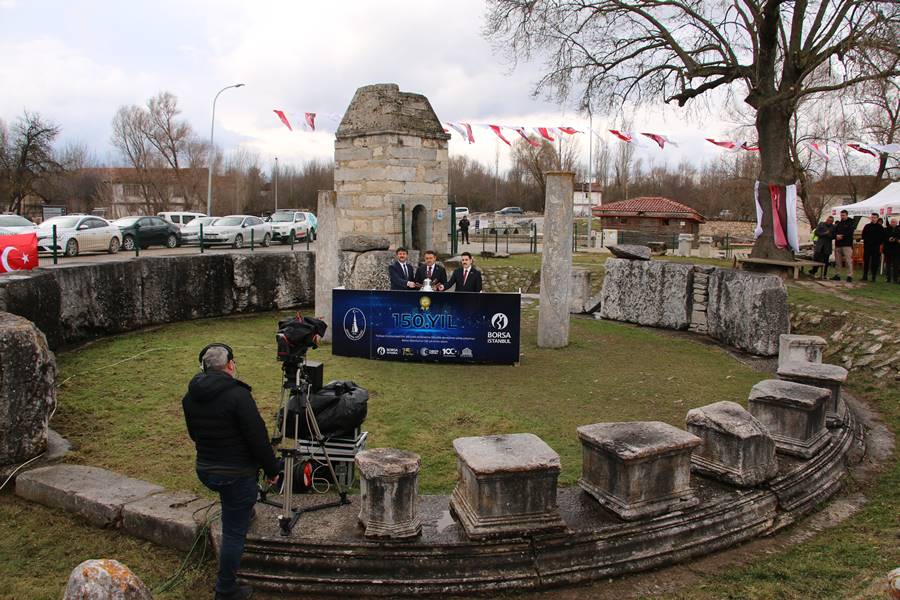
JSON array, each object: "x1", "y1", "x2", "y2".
[
  {"x1": 463, "y1": 269, "x2": 468, "y2": 285},
  {"x1": 402, "y1": 263, "x2": 407, "y2": 278},
  {"x1": 428, "y1": 266, "x2": 432, "y2": 278}
]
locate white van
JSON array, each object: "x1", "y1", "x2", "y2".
[{"x1": 158, "y1": 211, "x2": 207, "y2": 228}]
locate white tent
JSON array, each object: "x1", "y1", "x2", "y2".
[{"x1": 831, "y1": 181, "x2": 900, "y2": 219}]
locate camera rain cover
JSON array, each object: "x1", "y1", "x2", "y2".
[{"x1": 281, "y1": 380, "x2": 368, "y2": 440}]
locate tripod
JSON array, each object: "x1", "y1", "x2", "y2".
[{"x1": 259, "y1": 358, "x2": 351, "y2": 536}]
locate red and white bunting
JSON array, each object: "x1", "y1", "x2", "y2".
[
  {"x1": 273, "y1": 109, "x2": 292, "y2": 131},
  {"x1": 513, "y1": 126, "x2": 541, "y2": 147},
  {"x1": 304, "y1": 112, "x2": 316, "y2": 132},
  {"x1": 609, "y1": 129, "x2": 634, "y2": 143},
  {"x1": 808, "y1": 142, "x2": 830, "y2": 160},
  {"x1": 534, "y1": 127, "x2": 555, "y2": 142},
  {"x1": 640, "y1": 132, "x2": 678, "y2": 149},
  {"x1": 488, "y1": 124, "x2": 512, "y2": 146},
  {"x1": 848, "y1": 143, "x2": 878, "y2": 158}
]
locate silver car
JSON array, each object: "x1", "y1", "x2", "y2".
[
  {"x1": 180, "y1": 216, "x2": 218, "y2": 245},
  {"x1": 36, "y1": 215, "x2": 122, "y2": 256},
  {"x1": 0, "y1": 214, "x2": 39, "y2": 234},
  {"x1": 201, "y1": 215, "x2": 272, "y2": 248}
]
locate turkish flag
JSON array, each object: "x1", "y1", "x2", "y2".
[{"x1": 0, "y1": 233, "x2": 38, "y2": 273}]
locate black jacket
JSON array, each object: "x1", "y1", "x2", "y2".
[
  {"x1": 813, "y1": 222, "x2": 834, "y2": 255},
  {"x1": 833, "y1": 218, "x2": 856, "y2": 247},
  {"x1": 389, "y1": 260, "x2": 416, "y2": 290},
  {"x1": 861, "y1": 222, "x2": 885, "y2": 247},
  {"x1": 182, "y1": 371, "x2": 279, "y2": 478},
  {"x1": 886, "y1": 225, "x2": 899, "y2": 256},
  {"x1": 415, "y1": 263, "x2": 448, "y2": 288},
  {"x1": 445, "y1": 266, "x2": 483, "y2": 292}
]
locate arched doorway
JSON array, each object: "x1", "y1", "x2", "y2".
[{"x1": 411, "y1": 205, "x2": 428, "y2": 251}]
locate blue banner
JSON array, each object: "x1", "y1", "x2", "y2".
[{"x1": 332, "y1": 289, "x2": 521, "y2": 364}]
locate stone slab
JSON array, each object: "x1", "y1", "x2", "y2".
[
  {"x1": 538, "y1": 172, "x2": 575, "y2": 348},
  {"x1": 452, "y1": 433, "x2": 560, "y2": 474},
  {"x1": 15, "y1": 464, "x2": 164, "y2": 528},
  {"x1": 569, "y1": 268, "x2": 592, "y2": 314},
  {"x1": 598, "y1": 259, "x2": 693, "y2": 330},
  {"x1": 686, "y1": 401, "x2": 777, "y2": 487},
  {"x1": 315, "y1": 191, "x2": 340, "y2": 342},
  {"x1": 121, "y1": 491, "x2": 207, "y2": 552},
  {"x1": 576, "y1": 421, "x2": 701, "y2": 461},
  {"x1": 608, "y1": 245, "x2": 651, "y2": 260},
  {"x1": 706, "y1": 269, "x2": 788, "y2": 356}
]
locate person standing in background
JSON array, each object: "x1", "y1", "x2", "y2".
[
  {"x1": 861, "y1": 213, "x2": 884, "y2": 282},
  {"x1": 831, "y1": 210, "x2": 857, "y2": 282}
]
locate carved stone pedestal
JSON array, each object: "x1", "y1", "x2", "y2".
[
  {"x1": 450, "y1": 433, "x2": 565, "y2": 540},
  {"x1": 777, "y1": 334, "x2": 826, "y2": 367},
  {"x1": 686, "y1": 401, "x2": 777, "y2": 487},
  {"x1": 356, "y1": 448, "x2": 421, "y2": 539},
  {"x1": 577, "y1": 421, "x2": 701, "y2": 521},
  {"x1": 777, "y1": 361, "x2": 848, "y2": 426},
  {"x1": 748, "y1": 380, "x2": 830, "y2": 459}
]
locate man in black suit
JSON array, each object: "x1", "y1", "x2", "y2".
[
  {"x1": 440, "y1": 252, "x2": 483, "y2": 292},
  {"x1": 414, "y1": 250, "x2": 447, "y2": 289},
  {"x1": 389, "y1": 247, "x2": 417, "y2": 290}
]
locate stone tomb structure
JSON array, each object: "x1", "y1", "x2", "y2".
[
  {"x1": 777, "y1": 360, "x2": 848, "y2": 426},
  {"x1": 778, "y1": 333, "x2": 827, "y2": 367},
  {"x1": 686, "y1": 401, "x2": 778, "y2": 487},
  {"x1": 334, "y1": 84, "x2": 450, "y2": 254},
  {"x1": 748, "y1": 379, "x2": 831, "y2": 459},
  {"x1": 449, "y1": 433, "x2": 565, "y2": 539},
  {"x1": 576, "y1": 421, "x2": 702, "y2": 520}
]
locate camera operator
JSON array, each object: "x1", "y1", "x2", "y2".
[{"x1": 182, "y1": 344, "x2": 279, "y2": 600}]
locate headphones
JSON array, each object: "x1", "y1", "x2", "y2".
[{"x1": 198, "y1": 343, "x2": 234, "y2": 372}]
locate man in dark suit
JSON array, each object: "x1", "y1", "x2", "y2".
[
  {"x1": 440, "y1": 252, "x2": 483, "y2": 292},
  {"x1": 414, "y1": 250, "x2": 447, "y2": 289},
  {"x1": 389, "y1": 247, "x2": 417, "y2": 290}
]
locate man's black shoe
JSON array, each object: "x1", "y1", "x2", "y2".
[
  {"x1": 215, "y1": 584, "x2": 253, "y2": 600},
  {"x1": 830, "y1": 275, "x2": 841, "y2": 281}
]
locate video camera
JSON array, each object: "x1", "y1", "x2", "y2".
[{"x1": 276, "y1": 314, "x2": 327, "y2": 364}]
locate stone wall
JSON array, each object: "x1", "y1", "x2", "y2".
[
  {"x1": 334, "y1": 84, "x2": 450, "y2": 253},
  {"x1": 599, "y1": 258, "x2": 789, "y2": 356},
  {"x1": 0, "y1": 252, "x2": 314, "y2": 350}
]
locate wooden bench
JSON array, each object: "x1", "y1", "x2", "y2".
[{"x1": 739, "y1": 257, "x2": 824, "y2": 280}]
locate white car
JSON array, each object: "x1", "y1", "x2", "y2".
[
  {"x1": 37, "y1": 215, "x2": 122, "y2": 256},
  {"x1": 269, "y1": 210, "x2": 316, "y2": 243},
  {"x1": 180, "y1": 216, "x2": 218, "y2": 245},
  {"x1": 0, "y1": 214, "x2": 39, "y2": 234},
  {"x1": 201, "y1": 215, "x2": 272, "y2": 248},
  {"x1": 455, "y1": 206, "x2": 470, "y2": 221}
]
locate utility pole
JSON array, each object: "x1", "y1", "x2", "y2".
[
  {"x1": 274, "y1": 156, "x2": 279, "y2": 212},
  {"x1": 587, "y1": 111, "x2": 593, "y2": 246},
  {"x1": 494, "y1": 140, "x2": 499, "y2": 206}
]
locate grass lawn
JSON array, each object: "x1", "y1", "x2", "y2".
[{"x1": 1, "y1": 255, "x2": 896, "y2": 600}]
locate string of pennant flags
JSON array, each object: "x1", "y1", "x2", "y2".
[{"x1": 272, "y1": 109, "x2": 900, "y2": 159}]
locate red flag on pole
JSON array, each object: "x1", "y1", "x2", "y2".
[
  {"x1": 273, "y1": 110, "x2": 293, "y2": 131},
  {"x1": 0, "y1": 233, "x2": 38, "y2": 273},
  {"x1": 535, "y1": 127, "x2": 555, "y2": 142},
  {"x1": 304, "y1": 112, "x2": 316, "y2": 131},
  {"x1": 609, "y1": 130, "x2": 633, "y2": 143},
  {"x1": 513, "y1": 126, "x2": 541, "y2": 147}
]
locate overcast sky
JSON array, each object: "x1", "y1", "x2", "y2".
[{"x1": 0, "y1": 0, "x2": 742, "y2": 173}]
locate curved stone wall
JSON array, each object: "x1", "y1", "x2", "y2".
[{"x1": 0, "y1": 252, "x2": 315, "y2": 350}]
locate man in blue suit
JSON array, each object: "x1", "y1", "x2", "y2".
[{"x1": 389, "y1": 247, "x2": 417, "y2": 290}]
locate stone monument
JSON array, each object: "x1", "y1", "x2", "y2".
[
  {"x1": 334, "y1": 83, "x2": 450, "y2": 253},
  {"x1": 538, "y1": 172, "x2": 575, "y2": 348},
  {"x1": 314, "y1": 190, "x2": 339, "y2": 342}
]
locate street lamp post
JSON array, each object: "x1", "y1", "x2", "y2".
[{"x1": 206, "y1": 83, "x2": 245, "y2": 216}]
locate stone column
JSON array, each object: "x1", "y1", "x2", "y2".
[
  {"x1": 356, "y1": 448, "x2": 421, "y2": 539},
  {"x1": 698, "y1": 235, "x2": 713, "y2": 258},
  {"x1": 677, "y1": 233, "x2": 694, "y2": 257},
  {"x1": 538, "y1": 171, "x2": 575, "y2": 348},
  {"x1": 315, "y1": 190, "x2": 339, "y2": 342}
]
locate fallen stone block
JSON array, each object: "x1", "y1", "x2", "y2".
[
  {"x1": 15, "y1": 464, "x2": 164, "y2": 528},
  {"x1": 599, "y1": 259, "x2": 693, "y2": 330},
  {"x1": 608, "y1": 245, "x2": 651, "y2": 261},
  {"x1": 121, "y1": 490, "x2": 208, "y2": 552},
  {"x1": 686, "y1": 401, "x2": 777, "y2": 487},
  {"x1": 706, "y1": 269, "x2": 788, "y2": 356}
]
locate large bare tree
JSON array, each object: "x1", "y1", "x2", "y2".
[
  {"x1": 486, "y1": 0, "x2": 900, "y2": 260},
  {"x1": 0, "y1": 112, "x2": 62, "y2": 214}
]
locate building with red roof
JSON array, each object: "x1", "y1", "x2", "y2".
[{"x1": 592, "y1": 196, "x2": 706, "y2": 237}]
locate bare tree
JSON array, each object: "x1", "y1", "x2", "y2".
[
  {"x1": 486, "y1": 0, "x2": 900, "y2": 260},
  {"x1": 33, "y1": 142, "x2": 105, "y2": 214},
  {"x1": 0, "y1": 112, "x2": 62, "y2": 214}
]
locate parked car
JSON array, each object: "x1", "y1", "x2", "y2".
[
  {"x1": 455, "y1": 206, "x2": 470, "y2": 220},
  {"x1": 0, "y1": 214, "x2": 38, "y2": 234},
  {"x1": 36, "y1": 215, "x2": 122, "y2": 256},
  {"x1": 496, "y1": 206, "x2": 524, "y2": 216},
  {"x1": 112, "y1": 216, "x2": 182, "y2": 250},
  {"x1": 158, "y1": 211, "x2": 207, "y2": 228},
  {"x1": 269, "y1": 210, "x2": 316, "y2": 243},
  {"x1": 201, "y1": 215, "x2": 272, "y2": 248},
  {"x1": 179, "y1": 216, "x2": 218, "y2": 245}
]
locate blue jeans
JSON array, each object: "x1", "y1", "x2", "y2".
[{"x1": 198, "y1": 471, "x2": 258, "y2": 595}]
